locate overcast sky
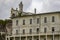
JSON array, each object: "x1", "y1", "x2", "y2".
[{"x1": 0, "y1": 0, "x2": 60, "y2": 19}]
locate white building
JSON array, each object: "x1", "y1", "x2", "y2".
[{"x1": 6, "y1": 1, "x2": 60, "y2": 40}]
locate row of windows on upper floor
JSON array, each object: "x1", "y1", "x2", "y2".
[
  {"x1": 16, "y1": 16, "x2": 55, "y2": 25},
  {"x1": 16, "y1": 27, "x2": 55, "y2": 34}
]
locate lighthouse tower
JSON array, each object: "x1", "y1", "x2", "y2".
[{"x1": 19, "y1": 1, "x2": 23, "y2": 13}]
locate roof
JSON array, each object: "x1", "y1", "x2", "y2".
[{"x1": 10, "y1": 11, "x2": 60, "y2": 19}]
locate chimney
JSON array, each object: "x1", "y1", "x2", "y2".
[
  {"x1": 16, "y1": 8, "x2": 18, "y2": 10},
  {"x1": 34, "y1": 8, "x2": 36, "y2": 14}
]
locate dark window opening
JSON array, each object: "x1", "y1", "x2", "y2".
[
  {"x1": 12, "y1": 14, "x2": 15, "y2": 17},
  {"x1": 23, "y1": 29, "x2": 25, "y2": 34},
  {"x1": 37, "y1": 18, "x2": 39, "y2": 24},
  {"x1": 52, "y1": 27, "x2": 55, "y2": 33},
  {"x1": 16, "y1": 20, "x2": 18, "y2": 25},
  {"x1": 30, "y1": 19, "x2": 32, "y2": 24},
  {"x1": 44, "y1": 28, "x2": 47, "y2": 33},
  {"x1": 23, "y1": 20, "x2": 25, "y2": 25},
  {"x1": 44, "y1": 38, "x2": 46, "y2": 40},
  {"x1": 37, "y1": 28, "x2": 39, "y2": 34},
  {"x1": 52, "y1": 16, "x2": 55, "y2": 22},
  {"x1": 16, "y1": 30, "x2": 18, "y2": 35},
  {"x1": 37, "y1": 39, "x2": 39, "y2": 40},
  {"x1": 30, "y1": 29, "x2": 32, "y2": 34},
  {"x1": 44, "y1": 17, "x2": 47, "y2": 23}
]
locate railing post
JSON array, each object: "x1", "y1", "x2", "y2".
[
  {"x1": 46, "y1": 34, "x2": 47, "y2": 40},
  {"x1": 39, "y1": 35, "x2": 40, "y2": 40},
  {"x1": 32, "y1": 36, "x2": 33, "y2": 40},
  {"x1": 13, "y1": 37, "x2": 15, "y2": 40},
  {"x1": 8, "y1": 37, "x2": 10, "y2": 40},
  {"x1": 5, "y1": 36, "x2": 7, "y2": 40},
  {"x1": 53, "y1": 33, "x2": 54, "y2": 40},
  {"x1": 59, "y1": 32, "x2": 60, "y2": 40},
  {"x1": 59, "y1": 35, "x2": 60, "y2": 40},
  {"x1": 20, "y1": 36, "x2": 21, "y2": 40},
  {"x1": 26, "y1": 36, "x2": 27, "y2": 40}
]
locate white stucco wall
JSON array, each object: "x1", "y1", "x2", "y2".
[{"x1": 12, "y1": 13, "x2": 60, "y2": 35}]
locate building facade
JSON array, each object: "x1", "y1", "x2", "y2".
[
  {"x1": 6, "y1": 20, "x2": 12, "y2": 36},
  {"x1": 6, "y1": 2, "x2": 60, "y2": 40}
]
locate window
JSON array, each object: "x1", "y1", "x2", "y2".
[
  {"x1": 52, "y1": 16, "x2": 55, "y2": 22},
  {"x1": 7, "y1": 38, "x2": 8, "y2": 40},
  {"x1": 23, "y1": 20, "x2": 25, "y2": 25},
  {"x1": 52, "y1": 37, "x2": 53, "y2": 40},
  {"x1": 44, "y1": 17, "x2": 47, "y2": 23},
  {"x1": 37, "y1": 18, "x2": 39, "y2": 24},
  {"x1": 16, "y1": 30, "x2": 18, "y2": 35},
  {"x1": 37, "y1": 28, "x2": 39, "y2": 34},
  {"x1": 16, "y1": 20, "x2": 18, "y2": 25},
  {"x1": 37, "y1": 39, "x2": 39, "y2": 40},
  {"x1": 52, "y1": 27, "x2": 55, "y2": 33},
  {"x1": 44, "y1": 38, "x2": 46, "y2": 40},
  {"x1": 44, "y1": 28, "x2": 47, "y2": 33},
  {"x1": 23, "y1": 29, "x2": 25, "y2": 34},
  {"x1": 30, "y1": 39, "x2": 32, "y2": 40},
  {"x1": 30, "y1": 19, "x2": 32, "y2": 24},
  {"x1": 12, "y1": 14, "x2": 15, "y2": 17},
  {"x1": 30, "y1": 29, "x2": 32, "y2": 34}
]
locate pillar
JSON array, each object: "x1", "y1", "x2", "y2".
[
  {"x1": 26, "y1": 36, "x2": 27, "y2": 40},
  {"x1": 39, "y1": 35, "x2": 40, "y2": 40},
  {"x1": 32, "y1": 36, "x2": 33, "y2": 40},
  {"x1": 5, "y1": 36, "x2": 7, "y2": 40},
  {"x1": 20, "y1": 36, "x2": 21, "y2": 40},
  {"x1": 8, "y1": 37, "x2": 10, "y2": 40},
  {"x1": 13, "y1": 37, "x2": 15, "y2": 40},
  {"x1": 46, "y1": 35, "x2": 47, "y2": 40},
  {"x1": 59, "y1": 35, "x2": 60, "y2": 40},
  {"x1": 53, "y1": 34, "x2": 54, "y2": 40}
]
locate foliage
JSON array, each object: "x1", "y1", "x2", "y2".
[{"x1": 0, "y1": 19, "x2": 12, "y2": 27}]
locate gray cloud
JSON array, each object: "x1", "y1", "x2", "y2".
[
  {"x1": 0, "y1": 0, "x2": 60, "y2": 19},
  {"x1": 41, "y1": 0, "x2": 60, "y2": 12},
  {"x1": 0, "y1": 0, "x2": 32, "y2": 19}
]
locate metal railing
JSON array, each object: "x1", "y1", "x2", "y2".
[{"x1": 10, "y1": 31, "x2": 60, "y2": 36}]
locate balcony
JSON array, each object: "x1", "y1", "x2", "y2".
[{"x1": 11, "y1": 31, "x2": 60, "y2": 37}]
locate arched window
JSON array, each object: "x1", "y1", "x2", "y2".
[
  {"x1": 52, "y1": 27, "x2": 55, "y2": 33},
  {"x1": 44, "y1": 27, "x2": 47, "y2": 33},
  {"x1": 23, "y1": 29, "x2": 25, "y2": 34},
  {"x1": 12, "y1": 14, "x2": 15, "y2": 17}
]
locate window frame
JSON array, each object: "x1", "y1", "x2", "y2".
[
  {"x1": 37, "y1": 28, "x2": 39, "y2": 34},
  {"x1": 30, "y1": 29, "x2": 32, "y2": 34},
  {"x1": 23, "y1": 19, "x2": 25, "y2": 25},
  {"x1": 44, "y1": 17, "x2": 47, "y2": 23},
  {"x1": 16, "y1": 30, "x2": 18, "y2": 35},
  {"x1": 23, "y1": 29, "x2": 25, "y2": 34},
  {"x1": 37, "y1": 18, "x2": 40, "y2": 24},
  {"x1": 52, "y1": 27, "x2": 55, "y2": 33},
  {"x1": 52, "y1": 16, "x2": 55, "y2": 22},
  {"x1": 44, "y1": 27, "x2": 47, "y2": 33},
  {"x1": 16, "y1": 20, "x2": 18, "y2": 25},
  {"x1": 30, "y1": 19, "x2": 32, "y2": 24}
]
